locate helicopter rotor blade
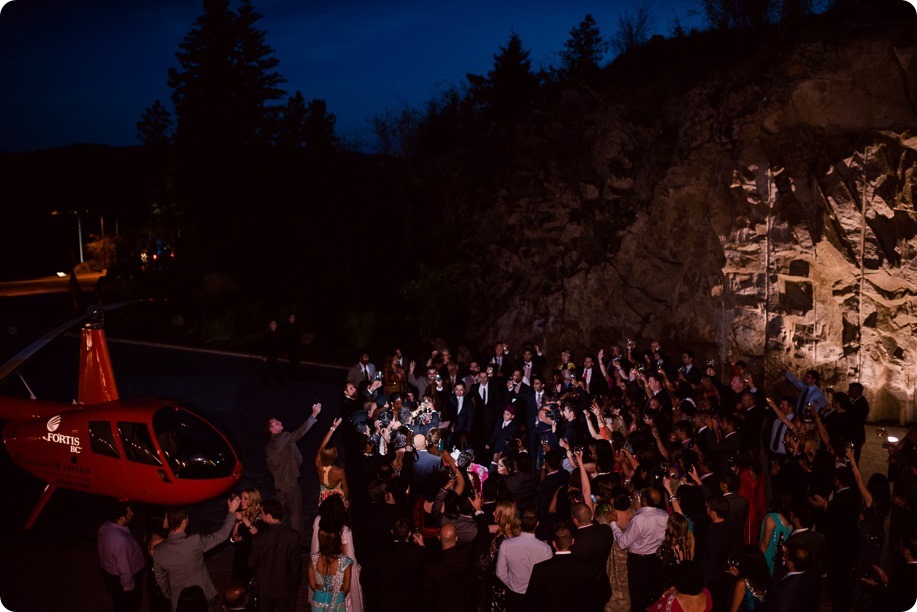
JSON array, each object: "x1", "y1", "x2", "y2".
[{"x1": 0, "y1": 299, "x2": 155, "y2": 387}]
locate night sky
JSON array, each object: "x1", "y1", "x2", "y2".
[{"x1": 0, "y1": 0, "x2": 704, "y2": 153}]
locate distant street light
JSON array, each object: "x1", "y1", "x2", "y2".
[{"x1": 50, "y1": 209, "x2": 88, "y2": 264}]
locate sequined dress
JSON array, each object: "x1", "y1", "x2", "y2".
[{"x1": 310, "y1": 553, "x2": 353, "y2": 612}]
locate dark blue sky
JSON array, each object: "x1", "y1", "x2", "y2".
[{"x1": 0, "y1": 0, "x2": 704, "y2": 152}]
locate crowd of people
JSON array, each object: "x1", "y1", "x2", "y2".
[{"x1": 97, "y1": 339, "x2": 917, "y2": 612}]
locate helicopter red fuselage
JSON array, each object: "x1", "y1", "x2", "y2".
[{"x1": 2, "y1": 397, "x2": 243, "y2": 505}]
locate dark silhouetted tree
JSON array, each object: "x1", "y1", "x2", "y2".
[
  {"x1": 303, "y1": 98, "x2": 337, "y2": 154},
  {"x1": 136, "y1": 100, "x2": 174, "y2": 147},
  {"x1": 702, "y1": 0, "x2": 773, "y2": 29},
  {"x1": 167, "y1": 0, "x2": 285, "y2": 150},
  {"x1": 560, "y1": 14, "x2": 607, "y2": 82},
  {"x1": 610, "y1": 5, "x2": 656, "y2": 56},
  {"x1": 276, "y1": 91, "x2": 308, "y2": 149},
  {"x1": 467, "y1": 32, "x2": 538, "y2": 130}
]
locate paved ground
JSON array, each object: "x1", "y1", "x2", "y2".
[{"x1": 0, "y1": 294, "x2": 910, "y2": 611}]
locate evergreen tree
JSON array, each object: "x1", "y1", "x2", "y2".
[
  {"x1": 560, "y1": 14, "x2": 607, "y2": 82},
  {"x1": 167, "y1": 0, "x2": 285, "y2": 150},
  {"x1": 277, "y1": 91, "x2": 308, "y2": 149},
  {"x1": 467, "y1": 32, "x2": 538, "y2": 130},
  {"x1": 136, "y1": 100, "x2": 174, "y2": 147},
  {"x1": 303, "y1": 98, "x2": 337, "y2": 154}
]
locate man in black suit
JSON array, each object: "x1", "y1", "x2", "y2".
[
  {"x1": 352, "y1": 479, "x2": 401, "y2": 569},
  {"x1": 526, "y1": 522, "x2": 599, "y2": 611},
  {"x1": 422, "y1": 497, "x2": 490, "y2": 612},
  {"x1": 764, "y1": 542, "x2": 820, "y2": 611},
  {"x1": 570, "y1": 502, "x2": 614, "y2": 609},
  {"x1": 488, "y1": 340, "x2": 516, "y2": 380},
  {"x1": 535, "y1": 450, "x2": 569, "y2": 542},
  {"x1": 720, "y1": 471, "x2": 748, "y2": 555},
  {"x1": 248, "y1": 499, "x2": 302, "y2": 612},
  {"x1": 506, "y1": 367, "x2": 537, "y2": 452},
  {"x1": 699, "y1": 496, "x2": 737, "y2": 612},
  {"x1": 485, "y1": 405, "x2": 520, "y2": 469},
  {"x1": 448, "y1": 381, "x2": 474, "y2": 450},
  {"x1": 470, "y1": 369, "x2": 502, "y2": 454},
  {"x1": 363, "y1": 518, "x2": 427, "y2": 612},
  {"x1": 786, "y1": 503, "x2": 825, "y2": 578},
  {"x1": 577, "y1": 355, "x2": 608, "y2": 396},
  {"x1": 812, "y1": 466, "x2": 861, "y2": 612},
  {"x1": 846, "y1": 382, "x2": 869, "y2": 461}
]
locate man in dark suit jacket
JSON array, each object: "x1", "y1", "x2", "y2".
[
  {"x1": 470, "y1": 370, "x2": 503, "y2": 454},
  {"x1": 422, "y1": 498, "x2": 490, "y2": 612},
  {"x1": 570, "y1": 502, "x2": 614, "y2": 608},
  {"x1": 577, "y1": 355, "x2": 608, "y2": 396},
  {"x1": 786, "y1": 503, "x2": 826, "y2": 577},
  {"x1": 699, "y1": 497, "x2": 738, "y2": 612},
  {"x1": 815, "y1": 466, "x2": 861, "y2": 612},
  {"x1": 487, "y1": 341, "x2": 516, "y2": 380},
  {"x1": 506, "y1": 368, "x2": 537, "y2": 451},
  {"x1": 764, "y1": 543, "x2": 821, "y2": 611},
  {"x1": 448, "y1": 381, "x2": 474, "y2": 449},
  {"x1": 248, "y1": 499, "x2": 302, "y2": 612},
  {"x1": 526, "y1": 522, "x2": 600, "y2": 611},
  {"x1": 363, "y1": 518, "x2": 427, "y2": 612},
  {"x1": 535, "y1": 450, "x2": 569, "y2": 542},
  {"x1": 411, "y1": 434, "x2": 444, "y2": 493},
  {"x1": 485, "y1": 405, "x2": 521, "y2": 466},
  {"x1": 720, "y1": 472, "x2": 748, "y2": 555}
]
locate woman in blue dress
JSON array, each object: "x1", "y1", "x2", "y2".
[
  {"x1": 757, "y1": 490, "x2": 793, "y2": 575},
  {"x1": 309, "y1": 528, "x2": 353, "y2": 612},
  {"x1": 726, "y1": 545, "x2": 770, "y2": 612}
]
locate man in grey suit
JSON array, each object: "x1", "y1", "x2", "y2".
[
  {"x1": 346, "y1": 352, "x2": 377, "y2": 387},
  {"x1": 265, "y1": 402, "x2": 322, "y2": 541},
  {"x1": 153, "y1": 496, "x2": 242, "y2": 612}
]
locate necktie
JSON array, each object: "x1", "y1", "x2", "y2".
[
  {"x1": 457, "y1": 397, "x2": 463, "y2": 414},
  {"x1": 797, "y1": 388, "x2": 809, "y2": 413},
  {"x1": 363, "y1": 366, "x2": 369, "y2": 381},
  {"x1": 536, "y1": 392, "x2": 542, "y2": 408},
  {"x1": 772, "y1": 422, "x2": 786, "y2": 453}
]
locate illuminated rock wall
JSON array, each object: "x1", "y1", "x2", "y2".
[{"x1": 483, "y1": 20, "x2": 917, "y2": 423}]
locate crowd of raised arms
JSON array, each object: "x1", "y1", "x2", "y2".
[{"x1": 100, "y1": 338, "x2": 917, "y2": 612}]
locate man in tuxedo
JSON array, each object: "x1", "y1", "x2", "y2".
[
  {"x1": 764, "y1": 542, "x2": 820, "y2": 611},
  {"x1": 518, "y1": 345, "x2": 546, "y2": 385},
  {"x1": 786, "y1": 503, "x2": 825, "y2": 577},
  {"x1": 471, "y1": 369, "x2": 502, "y2": 453},
  {"x1": 488, "y1": 341, "x2": 515, "y2": 379},
  {"x1": 248, "y1": 499, "x2": 302, "y2": 612},
  {"x1": 346, "y1": 352, "x2": 377, "y2": 387},
  {"x1": 485, "y1": 405, "x2": 520, "y2": 468},
  {"x1": 526, "y1": 522, "x2": 598, "y2": 611},
  {"x1": 679, "y1": 350, "x2": 702, "y2": 385},
  {"x1": 572, "y1": 502, "x2": 615, "y2": 609},
  {"x1": 448, "y1": 381, "x2": 474, "y2": 449},
  {"x1": 577, "y1": 355, "x2": 608, "y2": 396},
  {"x1": 507, "y1": 367, "x2": 537, "y2": 452}
]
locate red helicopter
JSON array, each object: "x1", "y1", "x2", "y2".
[{"x1": 0, "y1": 302, "x2": 244, "y2": 529}]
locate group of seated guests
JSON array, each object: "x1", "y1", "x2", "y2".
[{"x1": 326, "y1": 340, "x2": 917, "y2": 612}]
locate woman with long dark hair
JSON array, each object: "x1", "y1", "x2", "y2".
[
  {"x1": 726, "y1": 545, "x2": 770, "y2": 612},
  {"x1": 308, "y1": 528, "x2": 352, "y2": 612}
]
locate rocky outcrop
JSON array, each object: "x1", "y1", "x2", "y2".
[{"x1": 475, "y1": 16, "x2": 917, "y2": 423}]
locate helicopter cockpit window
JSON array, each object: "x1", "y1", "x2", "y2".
[
  {"x1": 152, "y1": 406, "x2": 235, "y2": 479},
  {"x1": 116, "y1": 422, "x2": 163, "y2": 467},
  {"x1": 89, "y1": 421, "x2": 120, "y2": 458}
]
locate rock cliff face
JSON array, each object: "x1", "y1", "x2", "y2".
[{"x1": 476, "y1": 17, "x2": 917, "y2": 423}]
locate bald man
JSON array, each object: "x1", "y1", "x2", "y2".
[
  {"x1": 423, "y1": 499, "x2": 490, "y2": 611},
  {"x1": 411, "y1": 433, "x2": 443, "y2": 494}
]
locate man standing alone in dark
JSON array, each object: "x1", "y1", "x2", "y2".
[
  {"x1": 265, "y1": 402, "x2": 321, "y2": 542},
  {"x1": 97, "y1": 501, "x2": 146, "y2": 612}
]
